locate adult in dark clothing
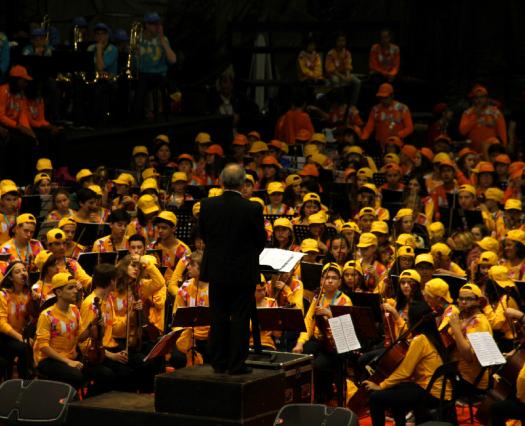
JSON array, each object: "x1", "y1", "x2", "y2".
[{"x1": 199, "y1": 163, "x2": 266, "y2": 374}]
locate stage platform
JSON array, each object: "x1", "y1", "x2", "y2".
[{"x1": 62, "y1": 114, "x2": 232, "y2": 170}]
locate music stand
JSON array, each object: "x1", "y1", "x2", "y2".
[
  {"x1": 145, "y1": 248, "x2": 163, "y2": 265},
  {"x1": 293, "y1": 225, "x2": 311, "y2": 244},
  {"x1": 171, "y1": 306, "x2": 211, "y2": 366},
  {"x1": 432, "y1": 274, "x2": 467, "y2": 301},
  {"x1": 77, "y1": 252, "x2": 117, "y2": 275},
  {"x1": 348, "y1": 292, "x2": 383, "y2": 323},
  {"x1": 257, "y1": 308, "x2": 306, "y2": 332},
  {"x1": 74, "y1": 223, "x2": 111, "y2": 248},
  {"x1": 51, "y1": 50, "x2": 94, "y2": 74},
  {"x1": 330, "y1": 305, "x2": 379, "y2": 343},
  {"x1": 117, "y1": 249, "x2": 129, "y2": 261},
  {"x1": 19, "y1": 196, "x2": 42, "y2": 219},
  {"x1": 263, "y1": 214, "x2": 294, "y2": 226},
  {"x1": 185, "y1": 185, "x2": 206, "y2": 200},
  {"x1": 515, "y1": 281, "x2": 525, "y2": 303},
  {"x1": 37, "y1": 220, "x2": 59, "y2": 241},
  {"x1": 373, "y1": 173, "x2": 386, "y2": 187},
  {"x1": 0, "y1": 254, "x2": 10, "y2": 263},
  {"x1": 28, "y1": 272, "x2": 40, "y2": 286},
  {"x1": 300, "y1": 261, "x2": 323, "y2": 291},
  {"x1": 143, "y1": 329, "x2": 182, "y2": 363},
  {"x1": 439, "y1": 207, "x2": 483, "y2": 232},
  {"x1": 173, "y1": 214, "x2": 194, "y2": 245}
]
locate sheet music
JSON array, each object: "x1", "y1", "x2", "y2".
[
  {"x1": 328, "y1": 314, "x2": 361, "y2": 354},
  {"x1": 259, "y1": 248, "x2": 304, "y2": 273},
  {"x1": 467, "y1": 332, "x2": 506, "y2": 367}
]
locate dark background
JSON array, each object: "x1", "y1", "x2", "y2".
[{"x1": 2, "y1": 0, "x2": 525, "y2": 110}]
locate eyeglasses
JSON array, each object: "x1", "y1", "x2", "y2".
[{"x1": 457, "y1": 296, "x2": 477, "y2": 302}]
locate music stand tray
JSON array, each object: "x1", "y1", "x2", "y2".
[
  {"x1": 300, "y1": 261, "x2": 323, "y2": 291},
  {"x1": 77, "y1": 252, "x2": 117, "y2": 275},
  {"x1": 432, "y1": 274, "x2": 467, "y2": 301},
  {"x1": 143, "y1": 329, "x2": 181, "y2": 362},
  {"x1": 348, "y1": 292, "x2": 383, "y2": 323},
  {"x1": 330, "y1": 305, "x2": 379, "y2": 342},
  {"x1": 74, "y1": 223, "x2": 111, "y2": 248},
  {"x1": 171, "y1": 306, "x2": 210, "y2": 328}
]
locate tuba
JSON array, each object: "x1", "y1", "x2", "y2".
[{"x1": 124, "y1": 21, "x2": 142, "y2": 80}]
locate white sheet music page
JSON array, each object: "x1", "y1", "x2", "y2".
[
  {"x1": 328, "y1": 314, "x2": 361, "y2": 354},
  {"x1": 259, "y1": 248, "x2": 304, "y2": 273},
  {"x1": 467, "y1": 332, "x2": 506, "y2": 367}
]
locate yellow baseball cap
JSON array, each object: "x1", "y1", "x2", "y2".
[
  {"x1": 132, "y1": 145, "x2": 149, "y2": 156},
  {"x1": 273, "y1": 217, "x2": 293, "y2": 231},
  {"x1": 478, "y1": 251, "x2": 499, "y2": 266},
  {"x1": 395, "y1": 208, "x2": 413, "y2": 220},
  {"x1": 360, "y1": 183, "x2": 379, "y2": 196},
  {"x1": 36, "y1": 158, "x2": 53, "y2": 171},
  {"x1": 458, "y1": 184, "x2": 476, "y2": 196},
  {"x1": 398, "y1": 245, "x2": 415, "y2": 257},
  {"x1": 489, "y1": 265, "x2": 515, "y2": 288},
  {"x1": 415, "y1": 253, "x2": 435, "y2": 266},
  {"x1": 58, "y1": 217, "x2": 76, "y2": 229},
  {"x1": 309, "y1": 133, "x2": 327, "y2": 144},
  {"x1": 504, "y1": 198, "x2": 522, "y2": 211},
  {"x1": 34, "y1": 172, "x2": 50, "y2": 185},
  {"x1": 155, "y1": 134, "x2": 170, "y2": 144},
  {"x1": 0, "y1": 181, "x2": 18, "y2": 196},
  {"x1": 245, "y1": 174, "x2": 255, "y2": 185},
  {"x1": 76, "y1": 169, "x2": 93, "y2": 182},
  {"x1": 34, "y1": 250, "x2": 53, "y2": 272},
  {"x1": 308, "y1": 211, "x2": 327, "y2": 225},
  {"x1": 322, "y1": 262, "x2": 343, "y2": 276},
  {"x1": 88, "y1": 185, "x2": 103, "y2": 196},
  {"x1": 155, "y1": 210, "x2": 177, "y2": 227},
  {"x1": 50, "y1": 273, "x2": 75, "y2": 292},
  {"x1": 343, "y1": 260, "x2": 363, "y2": 275},
  {"x1": 140, "y1": 178, "x2": 159, "y2": 193},
  {"x1": 358, "y1": 207, "x2": 376, "y2": 218},
  {"x1": 357, "y1": 232, "x2": 378, "y2": 248},
  {"x1": 300, "y1": 238, "x2": 319, "y2": 253},
  {"x1": 142, "y1": 168, "x2": 160, "y2": 180},
  {"x1": 113, "y1": 173, "x2": 136, "y2": 186},
  {"x1": 195, "y1": 132, "x2": 211, "y2": 144},
  {"x1": 285, "y1": 174, "x2": 302, "y2": 187},
  {"x1": 267, "y1": 182, "x2": 285, "y2": 194},
  {"x1": 346, "y1": 146, "x2": 364, "y2": 156},
  {"x1": 303, "y1": 193, "x2": 321, "y2": 203},
  {"x1": 396, "y1": 233, "x2": 416, "y2": 247},
  {"x1": 371, "y1": 220, "x2": 389, "y2": 234},
  {"x1": 399, "y1": 269, "x2": 421, "y2": 283},
  {"x1": 431, "y1": 242, "x2": 451, "y2": 257},
  {"x1": 250, "y1": 197, "x2": 265, "y2": 208},
  {"x1": 384, "y1": 153, "x2": 400, "y2": 164},
  {"x1": 249, "y1": 141, "x2": 269, "y2": 154},
  {"x1": 16, "y1": 213, "x2": 36, "y2": 226},
  {"x1": 506, "y1": 229, "x2": 525, "y2": 245},
  {"x1": 476, "y1": 237, "x2": 499, "y2": 253},
  {"x1": 432, "y1": 152, "x2": 451, "y2": 164},
  {"x1": 425, "y1": 278, "x2": 452, "y2": 303},
  {"x1": 171, "y1": 172, "x2": 188, "y2": 183},
  {"x1": 484, "y1": 187, "x2": 504, "y2": 203},
  {"x1": 47, "y1": 228, "x2": 66, "y2": 244},
  {"x1": 428, "y1": 222, "x2": 445, "y2": 239},
  {"x1": 459, "y1": 283, "x2": 482, "y2": 298},
  {"x1": 303, "y1": 144, "x2": 319, "y2": 158},
  {"x1": 137, "y1": 194, "x2": 160, "y2": 215},
  {"x1": 357, "y1": 167, "x2": 373, "y2": 178},
  {"x1": 341, "y1": 221, "x2": 361, "y2": 234}
]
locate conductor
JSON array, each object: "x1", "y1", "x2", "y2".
[{"x1": 200, "y1": 164, "x2": 266, "y2": 374}]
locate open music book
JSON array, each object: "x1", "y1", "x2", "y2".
[
  {"x1": 328, "y1": 314, "x2": 361, "y2": 354},
  {"x1": 467, "y1": 332, "x2": 506, "y2": 367},
  {"x1": 259, "y1": 248, "x2": 304, "y2": 273}
]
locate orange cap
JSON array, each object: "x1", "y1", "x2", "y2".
[
  {"x1": 493, "y1": 154, "x2": 510, "y2": 165},
  {"x1": 420, "y1": 147, "x2": 434, "y2": 162},
  {"x1": 232, "y1": 134, "x2": 249, "y2": 146},
  {"x1": 178, "y1": 153, "x2": 195, "y2": 163},
  {"x1": 469, "y1": 84, "x2": 488, "y2": 98},
  {"x1": 383, "y1": 162, "x2": 401, "y2": 173},
  {"x1": 247, "y1": 130, "x2": 261, "y2": 140},
  {"x1": 298, "y1": 164, "x2": 319, "y2": 177},
  {"x1": 473, "y1": 161, "x2": 495, "y2": 173},
  {"x1": 261, "y1": 156, "x2": 282, "y2": 168},
  {"x1": 376, "y1": 83, "x2": 394, "y2": 97},
  {"x1": 458, "y1": 148, "x2": 477, "y2": 158},
  {"x1": 438, "y1": 158, "x2": 456, "y2": 169},
  {"x1": 296, "y1": 129, "x2": 312, "y2": 142},
  {"x1": 205, "y1": 144, "x2": 224, "y2": 157},
  {"x1": 9, "y1": 65, "x2": 32, "y2": 80},
  {"x1": 385, "y1": 136, "x2": 403, "y2": 147},
  {"x1": 401, "y1": 144, "x2": 417, "y2": 160},
  {"x1": 484, "y1": 136, "x2": 501, "y2": 146},
  {"x1": 433, "y1": 134, "x2": 452, "y2": 145}
]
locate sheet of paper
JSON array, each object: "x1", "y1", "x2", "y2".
[
  {"x1": 259, "y1": 248, "x2": 304, "y2": 273},
  {"x1": 467, "y1": 332, "x2": 506, "y2": 367},
  {"x1": 328, "y1": 314, "x2": 361, "y2": 354}
]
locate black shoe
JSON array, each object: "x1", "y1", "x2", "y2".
[{"x1": 228, "y1": 366, "x2": 253, "y2": 375}]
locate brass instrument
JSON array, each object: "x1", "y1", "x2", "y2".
[
  {"x1": 124, "y1": 21, "x2": 142, "y2": 80},
  {"x1": 73, "y1": 25, "x2": 84, "y2": 51},
  {"x1": 41, "y1": 15, "x2": 50, "y2": 43}
]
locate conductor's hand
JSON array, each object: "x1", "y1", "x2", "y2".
[{"x1": 292, "y1": 343, "x2": 303, "y2": 354}]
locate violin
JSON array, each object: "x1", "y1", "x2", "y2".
[
  {"x1": 86, "y1": 297, "x2": 105, "y2": 365},
  {"x1": 313, "y1": 285, "x2": 337, "y2": 354}
]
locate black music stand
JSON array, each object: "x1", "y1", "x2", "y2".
[
  {"x1": 0, "y1": 254, "x2": 10, "y2": 263},
  {"x1": 263, "y1": 214, "x2": 294, "y2": 226},
  {"x1": 293, "y1": 225, "x2": 311, "y2": 244},
  {"x1": 77, "y1": 252, "x2": 117, "y2": 275},
  {"x1": 373, "y1": 173, "x2": 386, "y2": 187},
  {"x1": 515, "y1": 281, "x2": 525, "y2": 303},
  {"x1": 74, "y1": 223, "x2": 111, "y2": 248},
  {"x1": 143, "y1": 329, "x2": 182, "y2": 363},
  {"x1": 300, "y1": 261, "x2": 323, "y2": 291},
  {"x1": 439, "y1": 207, "x2": 483, "y2": 232},
  {"x1": 145, "y1": 248, "x2": 163, "y2": 265},
  {"x1": 330, "y1": 305, "x2": 379, "y2": 343},
  {"x1": 117, "y1": 249, "x2": 129, "y2": 261},
  {"x1": 348, "y1": 292, "x2": 383, "y2": 323},
  {"x1": 173, "y1": 214, "x2": 195, "y2": 245},
  {"x1": 37, "y1": 220, "x2": 58, "y2": 241},
  {"x1": 19, "y1": 196, "x2": 43, "y2": 219},
  {"x1": 172, "y1": 306, "x2": 211, "y2": 366},
  {"x1": 257, "y1": 308, "x2": 306, "y2": 332},
  {"x1": 432, "y1": 274, "x2": 467, "y2": 301}
]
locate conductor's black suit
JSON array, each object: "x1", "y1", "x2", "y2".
[{"x1": 199, "y1": 190, "x2": 266, "y2": 373}]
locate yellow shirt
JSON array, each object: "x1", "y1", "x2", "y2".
[
  {"x1": 173, "y1": 278, "x2": 209, "y2": 340},
  {"x1": 0, "y1": 213, "x2": 15, "y2": 244},
  {"x1": 265, "y1": 277, "x2": 304, "y2": 313},
  {"x1": 452, "y1": 312, "x2": 492, "y2": 388},
  {"x1": 148, "y1": 239, "x2": 191, "y2": 282},
  {"x1": 58, "y1": 259, "x2": 92, "y2": 290},
  {"x1": 34, "y1": 304, "x2": 81, "y2": 365},
  {"x1": 92, "y1": 235, "x2": 128, "y2": 253},
  {"x1": 79, "y1": 292, "x2": 118, "y2": 353},
  {"x1": 0, "y1": 289, "x2": 30, "y2": 335},
  {"x1": 31, "y1": 279, "x2": 54, "y2": 304},
  {"x1": 298, "y1": 291, "x2": 352, "y2": 344},
  {"x1": 489, "y1": 294, "x2": 519, "y2": 340},
  {"x1": 380, "y1": 333, "x2": 451, "y2": 400}
]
